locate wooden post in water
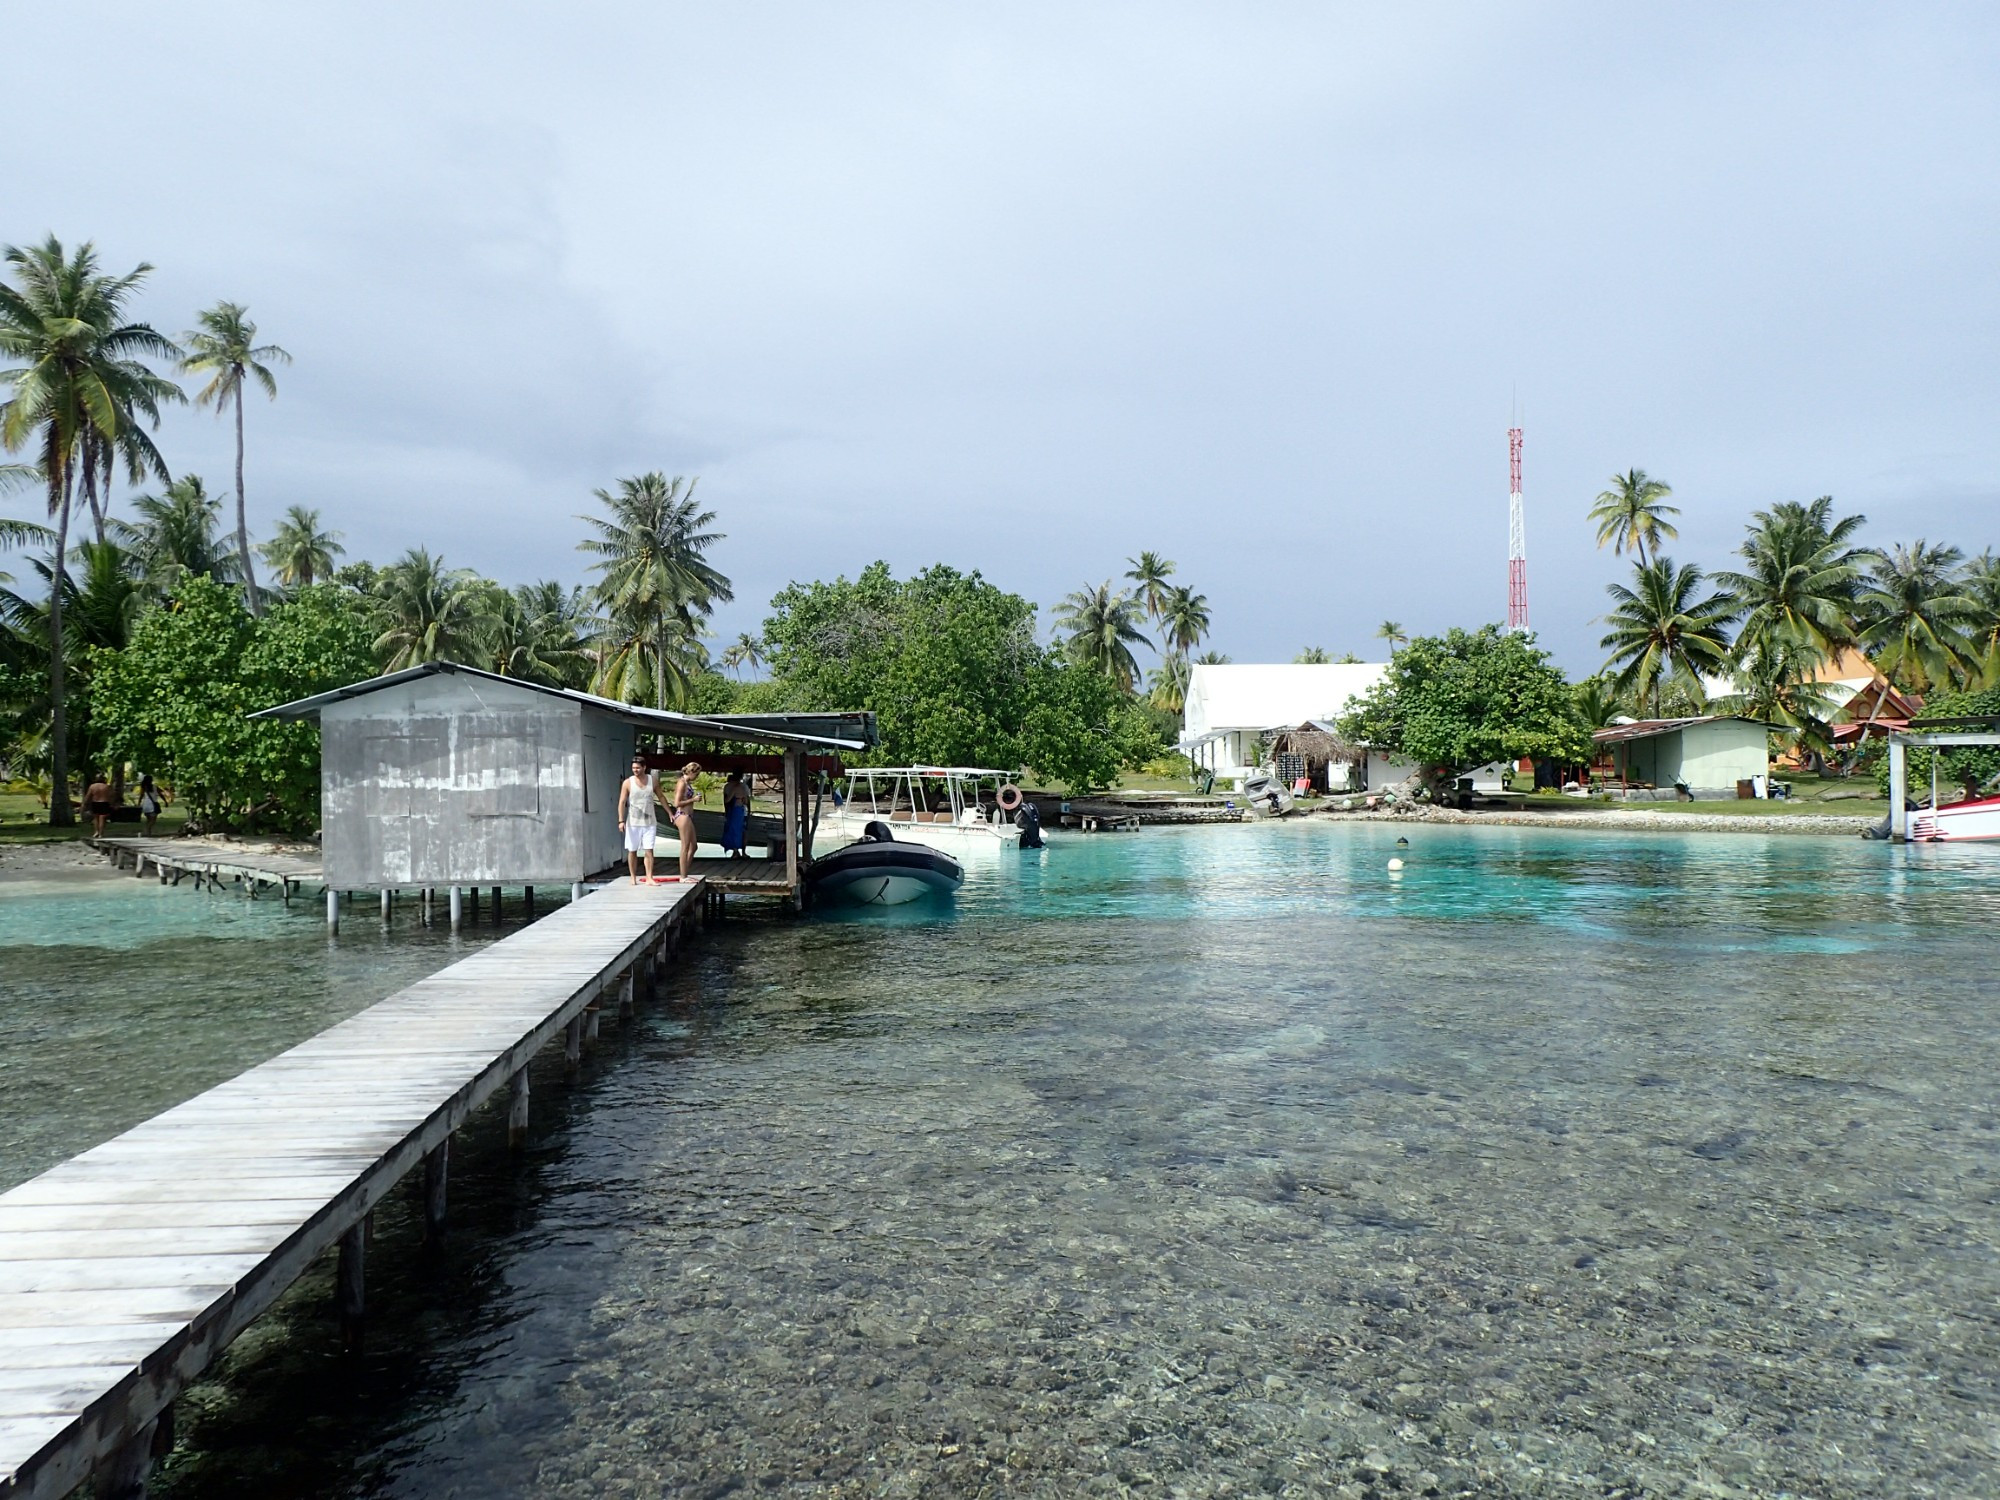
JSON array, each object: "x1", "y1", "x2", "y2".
[
  {"x1": 491, "y1": 886, "x2": 502, "y2": 925},
  {"x1": 585, "y1": 1002, "x2": 601, "y2": 1045},
  {"x1": 524, "y1": 885, "x2": 535, "y2": 920},
  {"x1": 571, "y1": 881, "x2": 584, "y2": 903},
  {"x1": 337, "y1": 1221, "x2": 366, "y2": 1350},
  {"x1": 620, "y1": 967, "x2": 636, "y2": 1020},
  {"x1": 326, "y1": 887, "x2": 340, "y2": 933},
  {"x1": 423, "y1": 1140, "x2": 449, "y2": 1243},
  {"x1": 97, "y1": 1413, "x2": 162, "y2": 1500},
  {"x1": 508, "y1": 1069, "x2": 530, "y2": 1146},
  {"x1": 380, "y1": 889, "x2": 392, "y2": 922},
  {"x1": 564, "y1": 1013, "x2": 583, "y2": 1067},
  {"x1": 782, "y1": 745, "x2": 802, "y2": 911},
  {"x1": 449, "y1": 885, "x2": 463, "y2": 931}
]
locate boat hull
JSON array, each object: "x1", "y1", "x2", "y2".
[
  {"x1": 1909, "y1": 795, "x2": 2000, "y2": 842},
  {"x1": 808, "y1": 841, "x2": 965, "y2": 905},
  {"x1": 821, "y1": 811, "x2": 1021, "y2": 856}
]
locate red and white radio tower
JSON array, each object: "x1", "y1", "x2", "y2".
[{"x1": 1506, "y1": 426, "x2": 1529, "y2": 632}]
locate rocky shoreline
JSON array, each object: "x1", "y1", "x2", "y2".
[{"x1": 1307, "y1": 803, "x2": 1879, "y2": 836}]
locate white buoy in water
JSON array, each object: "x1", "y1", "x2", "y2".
[{"x1": 1387, "y1": 857, "x2": 1405, "y2": 871}]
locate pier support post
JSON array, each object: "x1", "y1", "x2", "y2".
[
  {"x1": 491, "y1": 887, "x2": 502, "y2": 925},
  {"x1": 1889, "y1": 737, "x2": 1908, "y2": 842},
  {"x1": 327, "y1": 887, "x2": 340, "y2": 934},
  {"x1": 98, "y1": 1413, "x2": 165, "y2": 1500},
  {"x1": 423, "y1": 1140, "x2": 449, "y2": 1243},
  {"x1": 337, "y1": 1221, "x2": 366, "y2": 1350},
  {"x1": 508, "y1": 1070, "x2": 530, "y2": 1147},
  {"x1": 571, "y1": 881, "x2": 584, "y2": 903},
  {"x1": 564, "y1": 1014, "x2": 583, "y2": 1067},
  {"x1": 449, "y1": 885, "x2": 462, "y2": 931},
  {"x1": 620, "y1": 968, "x2": 635, "y2": 1020},
  {"x1": 422, "y1": 888, "x2": 433, "y2": 926},
  {"x1": 585, "y1": 1003, "x2": 601, "y2": 1044},
  {"x1": 381, "y1": 889, "x2": 392, "y2": 922},
  {"x1": 524, "y1": 885, "x2": 535, "y2": 920},
  {"x1": 468, "y1": 885, "x2": 479, "y2": 920}
]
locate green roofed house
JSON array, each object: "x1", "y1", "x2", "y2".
[{"x1": 1592, "y1": 716, "x2": 1774, "y2": 799}]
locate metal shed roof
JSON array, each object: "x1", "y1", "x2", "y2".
[
  {"x1": 1592, "y1": 714, "x2": 1771, "y2": 745},
  {"x1": 251, "y1": 662, "x2": 877, "y2": 751}
]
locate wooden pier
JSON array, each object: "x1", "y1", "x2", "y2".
[
  {"x1": 0, "y1": 877, "x2": 711, "y2": 1500},
  {"x1": 91, "y1": 837, "x2": 324, "y2": 901}
]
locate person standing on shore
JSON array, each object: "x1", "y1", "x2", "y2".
[
  {"x1": 617, "y1": 753, "x2": 664, "y2": 885},
  {"x1": 672, "y1": 761, "x2": 703, "y2": 879}
]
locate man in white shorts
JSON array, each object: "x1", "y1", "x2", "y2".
[{"x1": 617, "y1": 752, "x2": 666, "y2": 884}]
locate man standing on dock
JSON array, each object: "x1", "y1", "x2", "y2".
[{"x1": 618, "y1": 753, "x2": 666, "y2": 885}]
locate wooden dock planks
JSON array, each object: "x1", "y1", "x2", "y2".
[
  {"x1": 0, "y1": 878, "x2": 703, "y2": 1500},
  {"x1": 91, "y1": 837, "x2": 325, "y2": 895}
]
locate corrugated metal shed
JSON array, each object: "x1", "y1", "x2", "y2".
[{"x1": 255, "y1": 663, "x2": 874, "y2": 894}]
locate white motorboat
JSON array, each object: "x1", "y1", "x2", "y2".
[
  {"x1": 1240, "y1": 768, "x2": 1296, "y2": 816},
  {"x1": 1908, "y1": 794, "x2": 2000, "y2": 842},
  {"x1": 819, "y1": 767, "x2": 1029, "y2": 857}
]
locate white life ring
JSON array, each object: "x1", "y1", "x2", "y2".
[{"x1": 996, "y1": 782, "x2": 1024, "y2": 811}]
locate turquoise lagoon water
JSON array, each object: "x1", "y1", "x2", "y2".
[{"x1": 5, "y1": 826, "x2": 1999, "y2": 1497}]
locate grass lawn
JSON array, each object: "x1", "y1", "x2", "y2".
[
  {"x1": 1515, "y1": 773, "x2": 1887, "y2": 817},
  {"x1": 0, "y1": 789, "x2": 191, "y2": 845}
]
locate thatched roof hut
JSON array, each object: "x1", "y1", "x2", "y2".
[{"x1": 1268, "y1": 720, "x2": 1362, "y2": 775}]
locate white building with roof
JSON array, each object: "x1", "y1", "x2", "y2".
[{"x1": 1179, "y1": 663, "x2": 1398, "y2": 785}]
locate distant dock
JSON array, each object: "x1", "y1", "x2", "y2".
[
  {"x1": 0, "y1": 877, "x2": 712, "y2": 1500},
  {"x1": 91, "y1": 836, "x2": 324, "y2": 900}
]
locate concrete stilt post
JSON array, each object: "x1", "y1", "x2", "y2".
[
  {"x1": 449, "y1": 885, "x2": 463, "y2": 931},
  {"x1": 327, "y1": 887, "x2": 340, "y2": 933},
  {"x1": 1889, "y1": 737, "x2": 1908, "y2": 842},
  {"x1": 380, "y1": 889, "x2": 392, "y2": 922}
]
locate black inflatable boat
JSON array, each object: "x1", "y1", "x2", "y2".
[{"x1": 807, "y1": 821, "x2": 965, "y2": 906}]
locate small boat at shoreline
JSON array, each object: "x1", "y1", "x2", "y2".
[
  {"x1": 1908, "y1": 794, "x2": 2000, "y2": 842},
  {"x1": 807, "y1": 822, "x2": 965, "y2": 905},
  {"x1": 1240, "y1": 769, "x2": 1296, "y2": 816},
  {"x1": 820, "y1": 767, "x2": 1030, "y2": 856}
]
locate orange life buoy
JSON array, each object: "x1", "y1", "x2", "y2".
[{"x1": 996, "y1": 783, "x2": 1023, "y2": 811}]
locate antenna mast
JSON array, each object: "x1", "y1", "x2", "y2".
[{"x1": 1506, "y1": 426, "x2": 1528, "y2": 632}]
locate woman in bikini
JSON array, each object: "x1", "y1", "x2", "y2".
[{"x1": 672, "y1": 761, "x2": 702, "y2": 879}]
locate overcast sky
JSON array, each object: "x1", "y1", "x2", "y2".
[{"x1": 9, "y1": 3, "x2": 1998, "y2": 673}]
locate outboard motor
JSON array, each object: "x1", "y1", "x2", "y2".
[
  {"x1": 1014, "y1": 802, "x2": 1044, "y2": 849},
  {"x1": 863, "y1": 819, "x2": 896, "y2": 843}
]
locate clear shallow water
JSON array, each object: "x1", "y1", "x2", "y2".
[
  {"x1": 0, "y1": 864, "x2": 524, "y2": 1188},
  {"x1": 9, "y1": 828, "x2": 2000, "y2": 1498}
]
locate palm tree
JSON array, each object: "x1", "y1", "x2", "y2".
[
  {"x1": 578, "y1": 473, "x2": 732, "y2": 709},
  {"x1": 1599, "y1": 556, "x2": 1737, "y2": 717},
  {"x1": 1054, "y1": 581, "x2": 1151, "y2": 691},
  {"x1": 720, "y1": 632, "x2": 766, "y2": 677},
  {"x1": 1375, "y1": 620, "x2": 1408, "y2": 652},
  {"x1": 1714, "y1": 496, "x2": 1869, "y2": 675},
  {"x1": 261, "y1": 504, "x2": 343, "y2": 588},
  {"x1": 595, "y1": 608, "x2": 709, "y2": 710},
  {"x1": 1294, "y1": 646, "x2": 1331, "y2": 664},
  {"x1": 1714, "y1": 639, "x2": 1842, "y2": 759},
  {"x1": 1160, "y1": 585, "x2": 1211, "y2": 656},
  {"x1": 1572, "y1": 676, "x2": 1622, "y2": 734},
  {"x1": 1194, "y1": 649, "x2": 1232, "y2": 665},
  {"x1": 371, "y1": 548, "x2": 495, "y2": 670},
  {"x1": 492, "y1": 580, "x2": 596, "y2": 688},
  {"x1": 1961, "y1": 550, "x2": 2000, "y2": 689},
  {"x1": 116, "y1": 476, "x2": 238, "y2": 593},
  {"x1": 1590, "y1": 469, "x2": 1680, "y2": 567},
  {"x1": 1147, "y1": 652, "x2": 1191, "y2": 713},
  {"x1": 1124, "y1": 552, "x2": 1176, "y2": 623},
  {"x1": 1854, "y1": 542, "x2": 1976, "y2": 695},
  {"x1": 178, "y1": 302, "x2": 289, "y2": 616},
  {"x1": 0, "y1": 237, "x2": 180, "y2": 824}
]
